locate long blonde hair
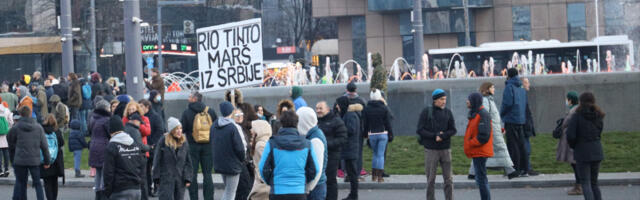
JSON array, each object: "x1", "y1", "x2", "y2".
[
  {"x1": 165, "y1": 127, "x2": 185, "y2": 149},
  {"x1": 122, "y1": 102, "x2": 144, "y2": 119}
]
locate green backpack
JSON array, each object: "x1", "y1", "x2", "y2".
[{"x1": 0, "y1": 117, "x2": 9, "y2": 135}]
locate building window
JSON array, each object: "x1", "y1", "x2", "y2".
[
  {"x1": 512, "y1": 6, "x2": 531, "y2": 41},
  {"x1": 402, "y1": 35, "x2": 415, "y2": 64},
  {"x1": 352, "y1": 16, "x2": 367, "y2": 70},
  {"x1": 567, "y1": 3, "x2": 586, "y2": 41},
  {"x1": 604, "y1": 1, "x2": 625, "y2": 35}
]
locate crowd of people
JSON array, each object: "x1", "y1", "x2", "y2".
[{"x1": 0, "y1": 67, "x2": 605, "y2": 200}]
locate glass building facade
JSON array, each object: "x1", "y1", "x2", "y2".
[
  {"x1": 512, "y1": 6, "x2": 531, "y2": 41},
  {"x1": 567, "y1": 3, "x2": 587, "y2": 41}
]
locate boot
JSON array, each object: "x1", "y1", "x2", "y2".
[
  {"x1": 75, "y1": 170, "x2": 85, "y2": 178},
  {"x1": 377, "y1": 169, "x2": 385, "y2": 183},
  {"x1": 567, "y1": 184, "x2": 583, "y2": 195},
  {"x1": 371, "y1": 169, "x2": 378, "y2": 182},
  {"x1": 95, "y1": 191, "x2": 108, "y2": 200}
]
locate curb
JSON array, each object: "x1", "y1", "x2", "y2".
[{"x1": 1, "y1": 177, "x2": 638, "y2": 190}]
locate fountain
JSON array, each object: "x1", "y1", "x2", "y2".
[
  {"x1": 388, "y1": 57, "x2": 412, "y2": 81},
  {"x1": 335, "y1": 59, "x2": 366, "y2": 83}
]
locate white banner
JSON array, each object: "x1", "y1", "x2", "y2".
[{"x1": 196, "y1": 18, "x2": 263, "y2": 92}]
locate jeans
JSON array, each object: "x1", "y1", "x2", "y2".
[
  {"x1": 368, "y1": 134, "x2": 388, "y2": 169},
  {"x1": 325, "y1": 155, "x2": 340, "y2": 200},
  {"x1": 344, "y1": 159, "x2": 358, "y2": 198},
  {"x1": 94, "y1": 167, "x2": 104, "y2": 191},
  {"x1": 524, "y1": 135, "x2": 532, "y2": 171},
  {"x1": 70, "y1": 107, "x2": 80, "y2": 121},
  {"x1": 43, "y1": 176, "x2": 59, "y2": 200},
  {"x1": 307, "y1": 183, "x2": 327, "y2": 200},
  {"x1": 504, "y1": 123, "x2": 529, "y2": 173},
  {"x1": 110, "y1": 189, "x2": 141, "y2": 200},
  {"x1": 79, "y1": 109, "x2": 89, "y2": 135},
  {"x1": 221, "y1": 174, "x2": 240, "y2": 200},
  {"x1": 188, "y1": 142, "x2": 214, "y2": 200},
  {"x1": 73, "y1": 150, "x2": 82, "y2": 171},
  {"x1": 472, "y1": 157, "x2": 491, "y2": 200},
  {"x1": 576, "y1": 161, "x2": 602, "y2": 200},
  {"x1": 13, "y1": 165, "x2": 45, "y2": 200},
  {"x1": 468, "y1": 160, "x2": 516, "y2": 176},
  {"x1": 0, "y1": 148, "x2": 9, "y2": 171},
  {"x1": 424, "y1": 149, "x2": 453, "y2": 200}
]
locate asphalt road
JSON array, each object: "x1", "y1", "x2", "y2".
[{"x1": 2, "y1": 185, "x2": 637, "y2": 199}]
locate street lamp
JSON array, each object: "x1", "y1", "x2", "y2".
[{"x1": 156, "y1": 0, "x2": 205, "y2": 74}]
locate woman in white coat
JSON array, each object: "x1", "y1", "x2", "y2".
[{"x1": 468, "y1": 82, "x2": 520, "y2": 179}]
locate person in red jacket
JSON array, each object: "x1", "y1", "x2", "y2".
[
  {"x1": 122, "y1": 102, "x2": 151, "y2": 146},
  {"x1": 464, "y1": 92, "x2": 493, "y2": 200}
]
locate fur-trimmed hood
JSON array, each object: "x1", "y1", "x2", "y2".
[{"x1": 277, "y1": 99, "x2": 295, "y2": 117}]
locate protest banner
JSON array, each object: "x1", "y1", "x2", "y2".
[{"x1": 197, "y1": 18, "x2": 263, "y2": 92}]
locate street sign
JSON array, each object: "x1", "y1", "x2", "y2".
[
  {"x1": 276, "y1": 46, "x2": 296, "y2": 54},
  {"x1": 196, "y1": 18, "x2": 264, "y2": 93}
]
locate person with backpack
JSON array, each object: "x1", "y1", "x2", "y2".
[
  {"x1": 69, "y1": 119, "x2": 88, "y2": 178},
  {"x1": 49, "y1": 95, "x2": 70, "y2": 130},
  {"x1": 212, "y1": 102, "x2": 246, "y2": 200},
  {"x1": 416, "y1": 89, "x2": 456, "y2": 200},
  {"x1": 0, "y1": 102, "x2": 14, "y2": 178},
  {"x1": 80, "y1": 78, "x2": 94, "y2": 135},
  {"x1": 180, "y1": 91, "x2": 217, "y2": 200},
  {"x1": 40, "y1": 114, "x2": 65, "y2": 200},
  {"x1": 259, "y1": 110, "x2": 320, "y2": 200},
  {"x1": 341, "y1": 100, "x2": 363, "y2": 200},
  {"x1": 152, "y1": 117, "x2": 193, "y2": 200},
  {"x1": 7, "y1": 106, "x2": 51, "y2": 200},
  {"x1": 334, "y1": 82, "x2": 368, "y2": 179},
  {"x1": 464, "y1": 92, "x2": 494, "y2": 200}
]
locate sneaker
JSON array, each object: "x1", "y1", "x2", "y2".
[
  {"x1": 337, "y1": 169, "x2": 345, "y2": 178},
  {"x1": 1, "y1": 171, "x2": 8, "y2": 177},
  {"x1": 467, "y1": 174, "x2": 475, "y2": 180},
  {"x1": 520, "y1": 171, "x2": 529, "y2": 177},
  {"x1": 527, "y1": 170, "x2": 540, "y2": 176},
  {"x1": 507, "y1": 171, "x2": 520, "y2": 180}
]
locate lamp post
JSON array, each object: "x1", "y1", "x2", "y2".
[
  {"x1": 61, "y1": 0, "x2": 74, "y2": 76},
  {"x1": 124, "y1": 0, "x2": 144, "y2": 100},
  {"x1": 413, "y1": 0, "x2": 424, "y2": 79}
]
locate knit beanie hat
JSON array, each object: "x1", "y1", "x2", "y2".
[
  {"x1": 220, "y1": 101, "x2": 234, "y2": 117},
  {"x1": 370, "y1": 89, "x2": 383, "y2": 101},
  {"x1": 95, "y1": 100, "x2": 111, "y2": 112},
  {"x1": 567, "y1": 91, "x2": 579, "y2": 104},
  {"x1": 346, "y1": 82, "x2": 357, "y2": 93},
  {"x1": 116, "y1": 95, "x2": 131, "y2": 104},
  {"x1": 468, "y1": 92, "x2": 484, "y2": 112},
  {"x1": 291, "y1": 86, "x2": 303, "y2": 99},
  {"x1": 167, "y1": 117, "x2": 181, "y2": 133},
  {"x1": 507, "y1": 68, "x2": 519, "y2": 78},
  {"x1": 109, "y1": 115, "x2": 125, "y2": 134},
  {"x1": 296, "y1": 107, "x2": 317, "y2": 136},
  {"x1": 432, "y1": 89, "x2": 446, "y2": 100}
]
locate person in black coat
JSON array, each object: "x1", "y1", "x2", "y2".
[
  {"x1": 316, "y1": 101, "x2": 347, "y2": 200},
  {"x1": 148, "y1": 90, "x2": 165, "y2": 123},
  {"x1": 566, "y1": 92, "x2": 605, "y2": 200},
  {"x1": 341, "y1": 101, "x2": 363, "y2": 200},
  {"x1": 521, "y1": 77, "x2": 539, "y2": 176},
  {"x1": 153, "y1": 117, "x2": 193, "y2": 200},
  {"x1": 140, "y1": 99, "x2": 165, "y2": 197},
  {"x1": 40, "y1": 114, "x2": 65, "y2": 200},
  {"x1": 211, "y1": 102, "x2": 245, "y2": 200},
  {"x1": 362, "y1": 89, "x2": 394, "y2": 182}
]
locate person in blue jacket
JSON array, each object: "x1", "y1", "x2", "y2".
[
  {"x1": 290, "y1": 86, "x2": 307, "y2": 110},
  {"x1": 68, "y1": 119, "x2": 88, "y2": 178},
  {"x1": 259, "y1": 110, "x2": 320, "y2": 200},
  {"x1": 500, "y1": 68, "x2": 529, "y2": 177}
]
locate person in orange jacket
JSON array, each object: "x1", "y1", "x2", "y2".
[{"x1": 464, "y1": 92, "x2": 493, "y2": 200}]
